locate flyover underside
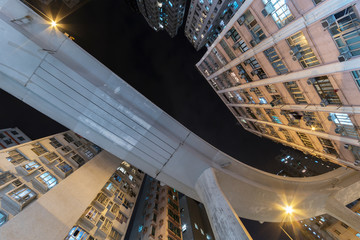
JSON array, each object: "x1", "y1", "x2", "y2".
[{"x1": 2, "y1": 0, "x2": 360, "y2": 227}]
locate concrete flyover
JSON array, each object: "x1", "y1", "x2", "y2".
[{"x1": 1, "y1": 1, "x2": 360, "y2": 239}]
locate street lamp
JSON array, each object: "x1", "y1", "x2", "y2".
[{"x1": 51, "y1": 20, "x2": 57, "y2": 27}]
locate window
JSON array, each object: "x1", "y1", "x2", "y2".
[
  {"x1": 242, "y1": 10, "x2": 266, "y2": 45},
  {"x1": 95, "y1": 192, "x2": 110, "y2": 207},
  {"x1": 49, "y1": 137, "x2": 62, "y2": 148},
  {"x1": 318, "y1": 137, "x2": 338, "y2": 155},
  {"x1": 71, "y1": 154, "x2": 85, "y2": 166},
  {"x1": 220, "y1": 40, "x2": 236, "y2": 60},
  {"x1": 9, "y1": 184, "x2": 37, "y2": 205},
  {"x1": 168, "y1": 221, "x2": 181, "y2": 237},
  {"x1": 100, "y1": 218, "x2": 113, "y2": 234},
  {"x1": 286, "y1": 31, "x2": 320, "y2": 68},
  {"x1": 0, "y1": 171, "x2": 16, "y2": 187},
  {"x1": 168, "y1": 198, "x2": 179, "y2": 211},
  {"x1": 246, "y1": 57, "x2": 260, "y2": 69},
  {"x1": 104, "y1": 182, "x2": 117, "y2": 195},
  {"x1": 265, "y1": 84, "x2": 278, "y2": 93},
  {"x1": 263, "y1": 47, "x2": 288, "y2": 75},
  {"x1": 11, "y1": 130, "x2": 18, "y2": 135},
  {"x1": 7, "y1": 150, "x2": 28, "y2": 165},
  {"x1": 284, "y1": 81, "x2": 307, "y2": 104},
  {"x1": 0, "y1": 211, "x2": 6, "y2": 226},
  {"x1": 109, "y1": 228, "x2": 122, "y2": 240},
  {"x1": 271, "y1": 116, "x2": 282, "y2": 124},
  {"x1": 312, "y1": 76, "x2": 341, "y2": 104},
  {"x1": 351, "y1": 70, "x2": 360, "y2": 90},
  {"x1": 280, "y1": 129, "x2": 293, "y2": 142},
  {"x1": 326, "y1": 7, "x2": 360, "y2": 56},
  {"x1": 262, "y1": 0, "x2": 294, "y2": 28},
  {"x1": 37, "y1": 172, "x2": 57, "y2": 189},
  {"x1": 116, "y1": 211, "x2": 128, "y2": 223},
  {"x1": 31, "y1": 143, "x2": 48, "y2": 156},
  {"x1": 236, "y1": 64, "x2": 252, "y2": 82},
  {"x1": 296, "y1": 132, "x2": 314, "y2": 149},
  {"x1": 23, "y1": 160, "x2": 41, "y2": 173},
  {"x1": 259, "y1": 97, "x2": 267, "y2": 104},
  {"x1": 329, "y1": 113, "x2": 358, "y2": 138},
  {"x1": 65, "y1": 226, "x2": 89, "y2": 240},
  {"x1": 168, "y1": 209, "x2": 180, "y2": 223},
  {"x1": 334, "y1": 229, "x2": 341, "y2": 235},
  {"x1": 63, "y1": 133, "x2": 74, "y2": 143},
  {"x1": 226, "y1": 27, "x2": 240, "y2": 42},
  {"x1": 151, "y1": 225, "x2": 156, "y2": 236},
  {"x1": 56, "y1": 161, "x2": 73, "y2": 176},
  {"x1": 43, "y1": 152, "x2": 59, "y2": 164},
  {"x1": 83, "y1": 206, "x2": 100, "y2": 224}
]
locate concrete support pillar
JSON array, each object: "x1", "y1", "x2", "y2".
[
  {"x1": 195, "y1": 168, "x2": 253, "y2": 240},
  {"x1": 325, "y1": 198, "x2": 360, "y2": 232}
]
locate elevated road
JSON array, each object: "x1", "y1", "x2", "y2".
[{"x1": 1, "y1": 1, "x2": 360, "y2": 239}]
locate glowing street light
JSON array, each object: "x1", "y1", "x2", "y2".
[
  {"x1": 284, "y1": 205, "x2": 293, "y2": 215},
  {"x1": 51, "y1": 20, "x2": 57, "y2": 27}
]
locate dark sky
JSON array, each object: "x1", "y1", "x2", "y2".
[{"x1": 0, "y1": 0, "x2": 300, "y2": 238}]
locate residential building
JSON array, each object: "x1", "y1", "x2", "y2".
[
  {"x1": 179, "y1": 195, "x2": 214, "y2": 240},
  {"x1": 185, "y1": 0, "x2": 244, "y2": 50},
  {"x1": 0, "y1": 127, "x2": 31, "y2": 149},
  {"x1": 64, "y1": 160, "x2": 144, "y2": 240},
  {"x1": 196, "y1": 0, "x2": 360, "y2": 169},
  {"x1": 137, "y1": 0, "x2": 186, "y2": 37},
  {"x1": 127, "y1": 177, "x2": 182, "y2": 240},
  {"x1": 276, "y1": 149, "x2": 339, "y2": 177},
  {"x1": 325, "y1": 200, "x2": 360, "y2": 240},
  {"x1": 0, "y1": 131, "x2": 102, "y2": 227}
]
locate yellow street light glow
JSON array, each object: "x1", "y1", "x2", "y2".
[
  {"x1": 285, "y1": 206, "x2": 293, "y2": 215},
  {"x1": 311, "y1": 126, "x2": 316, "y2": 131},
  {"x1": 51, "y1": 20, "x2": 57, "y2": 27}
]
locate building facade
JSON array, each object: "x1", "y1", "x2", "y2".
[
  {"x1": 196, "y1": 0, "x2": 360, "y2": 169},
  {"x1": 179, "y1": 195, "x2": 214, "y2": 240},
  {"x1": 184, "y1": 0, "x2": 243, "y2": 50},
  {"x1": 64, "y1": 160, "x2": 144, "y2": 240},
  {"x1": 0, "y1": 131, "x2": 101, "y2": 228},
  {"x1": 0, "y1": 127, "x2": 31, "y2": 149},
  {"x1": 276, "y1": 149, "x2": 339, "y2": 177},
  {"x1": 128, "y1": 177, "x2": 182, "y2": 240},
  {"x1": 137, "y1": 0, "x2": 186, "y2": 37}
]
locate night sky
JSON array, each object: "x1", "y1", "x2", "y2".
[{"x1": 0, "y1": 0, "x2": 300, "y2": 238}]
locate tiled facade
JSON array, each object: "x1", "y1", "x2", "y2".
[
  {"x1": 184, "y1": 0, "x2": 243, "y2": 50},
  {"x1": 0, "y1": 131, "x2": 101, "y2": 228},
  {"x1": 197, "y1": 0, "x2": 360, "y2": 169},
  {"x1": 137, "y1": 0, "x2": 186, "y2": 37},
  {"x1": 64, "y1": 160, "x2": 144, "y2": 240}
]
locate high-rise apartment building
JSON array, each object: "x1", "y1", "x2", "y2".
[
  {"x1": 0, "y1": 127, "x2": 31, "y2": 149},
  {"x1": 0, "y1": 131, "x2": 101, "y2": 227},
  {"x1": 137, "y1": 0, "x2": 186, "y2": 37},
  {"x1": 185, "y1": 0, "x2": 243, "y2": 50},
  {"x1": 179, "y1": 195, "x2": 214, "y2": 240},
  {"x1": 325, "y1": 200, "x2": 360, "y2": 239},
  {"x1": 64, "y1": 160, "x2": 144, "y2": 240},
  {"x1": 196, "y1": 0, "x2": 360, "y2": 169},
  {"x1": 276, "y1": 149, "x2": 339, "y2": 177},
  {"x1": 127, "y1": 177, "x2": 182, "y2": 240}
]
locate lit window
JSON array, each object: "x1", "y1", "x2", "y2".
[
  {"x1": 264, "y1": 47, "x2": 288, "y2": 75},
  {"x1": 38, "y1": 172, "x2": 57, "y2": 189},
  {"x1": 351, "y1": 70, "x2": 360, "y2": 90},
  {"x1": 271, "y1": 116, "x2": 282, "y2": 124},
  {"x1": 259, "y1": 97, "x2": 267, "y2": 104},
  {"x1": 182, "y1": 224, "x2": 187, "y2": 232},
  {"x1": 262, "y1": 0, "x2": 294, "y2": 28},
  {"x1": 286, "y1": 31, "x2": 320, "y2": 68},
  {"x1": 195, "y1": 223, "x2": 199, "y2": 229},
  {"x1": 23, "y1": 161, "x2": 41, "y2": 173},
  {"x1": 65, "y1": 226, "x2": 89, "y2": 240},
  {"x1": 0, "y1": 211, "x2": 7, "y2": 226}
]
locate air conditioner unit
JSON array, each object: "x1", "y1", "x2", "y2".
[
  {"x1": 290, "y1": 44, "x2": 302, "y2": 55},
  {"x1": 249, "y1": 40, "x2": 257, "y2": 47},
  {"x1": 334, "y1": 126, "x2": 344, "y2": 134},
  {"x1": 327, "y1": 115, "x2": 333, "y2": 121},
  {"x1": 320, "y1": 15, "x2": 336, "y2": 30},
  {"x1": 292, "y1": 51, "x2": 303, "y2": 60},
  {"x1": 233, "y1": 42, "x2": 241, "y2": 50},
  {"x1": 238, "y1": 16, "x2": 245, "y2": 25},
  {"x1": 240, "y1": 73, "x2": 245, "y2": 79},
  {"x1": 344, "y1": 144, "x2": 353, "y2": 150},
  {"x1": 354, "y1": 160, "x2": 360, "y2": 166},
  {"x1": 244, "y1": 59, "x2": 251, "y2": 65},
  {"x1": 251, "y1": 70, "x2": 259, "y2": 76},
  {"x1": 338, "y1": 51, "x2": 352, "y2": 62},
  {"x1": 302, "y1": 115, "x2": 312, "y2": 122},
  {"x1": 307, "y1": 78, "x2": 317, "y2": 85},
  {"x1": 280, "y1": 110, "x2": 287, "y2": 115},
  {"x1": 250, "y1": 88, "x2": 256, "y2": 92},
  {"x1": 265, "y1": 109, "x2": 271, "y2": 114},
  {"x1": 320, "y1": 99, "x2": 329, "y2": 107},
  {"x1": 225, "y1": 30, "x2": 232, "y2": 39},
  {"x1": 261, "y1": 9, "x2": 269, "y2": 17}
]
